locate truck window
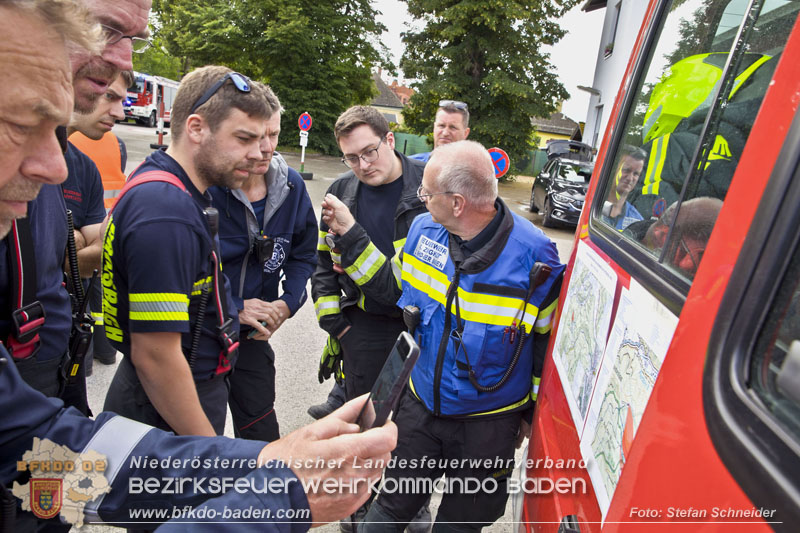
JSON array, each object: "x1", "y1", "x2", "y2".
[
  {"x1": 750, "y1": 256, "x2": 800, "y2": 443},
  {"x1": 592, "y1": 0, "x2": 799, "y2": 287}
]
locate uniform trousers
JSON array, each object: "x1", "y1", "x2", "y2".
[
  {"x1": 227, "y1": 337, "x2": 280, "y2": 441},
  {"x1": 340, "y1": 306, "x2": 406, "y2": 401},
  {"x1": 362, "y1": 391, "x2": 521, "y2": 532},
  {"x1": 104, "y1": 356, "x2": 228, "y2": 435}
]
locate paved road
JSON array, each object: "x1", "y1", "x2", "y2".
[{"x1": 82, "y1": 122, "x2": 577, "y2": 532}]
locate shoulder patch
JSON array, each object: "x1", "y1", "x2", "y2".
[{"x1": 413, "y1": 234, "x2": 449, "y2": 270}]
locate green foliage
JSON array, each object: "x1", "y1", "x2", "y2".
[
  {"x1": 400, "y1": 0, "x2": 580, "y2": 175},
  {"x1": 132, "y1": 35, "x2": 183, "y2": 80},
  {"x1": 150, "y1": 0, "x2": 390, "y2": 155}
]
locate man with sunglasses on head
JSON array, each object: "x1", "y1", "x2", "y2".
[
  {"x1": 209, "y1": 84, "x2": 317, "y2": 442},
  {"x1": 103, "y1": 66, "x2": 274, "y2": 437},
  {"x1": 410, "y1": 100, "x2": 471, "y2": 163}
]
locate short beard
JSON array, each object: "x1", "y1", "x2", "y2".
[{"x1": 195, "y1": 139, "x2": 248, "y2": 190}]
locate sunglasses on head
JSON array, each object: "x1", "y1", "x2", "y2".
[
  {"x1": 190, "y1": 72, "x2": 251, "y2": 115},
  {"x1": 439, "y1": 99, "x2": 468, "y2": 111}
]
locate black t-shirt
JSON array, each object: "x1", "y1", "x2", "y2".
[{"x1": 355, "y1": 177, "x2": 404, "y2": 257}]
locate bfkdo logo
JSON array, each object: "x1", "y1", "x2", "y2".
[{"x1": 31, "y1": 479, "x2": 63, "y2": 519}]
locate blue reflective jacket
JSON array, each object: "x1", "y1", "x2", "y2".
[{"x1": 398, "y1": 200, "x2": 564, "y2": 417}]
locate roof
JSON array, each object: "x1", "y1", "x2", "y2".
[
  {"x1": 371, "y1": 73, "x2": 403, "y2": 109},
  {"x1": 531, "y1": 112, "x2": 580, "y2": 136},
  {"x1": 582, "y1": 0, "x2": 607, "y2": 12}
]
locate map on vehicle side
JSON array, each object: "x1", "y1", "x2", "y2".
[
  {"x1": 580, "y1": 281, "x2": 678, "y2": 520},
  {"x1": 552, "y1": 240, "x2": 617, "y2": 434}
]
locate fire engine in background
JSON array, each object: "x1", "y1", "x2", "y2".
[
  {"x1": 124, "y1": 71, "x2": 179, "y2": 128},
  {"x1": 516, "y1": 0, "x2": 800, "y2": 531}
]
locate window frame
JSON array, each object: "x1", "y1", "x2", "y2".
[
  {"x1": 703, "y1": 103, "x2": 800, "y2": 525},
  {"x1": 587, "y1": 0, "x2": 775, "y2": 315}
]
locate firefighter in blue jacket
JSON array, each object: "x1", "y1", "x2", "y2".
[
  {"x1": 209, "y1": 85, "x2": 317, "y2": 441},
  {"x1": 356, "y1": 141, "x2": 565, "y2": 531}
]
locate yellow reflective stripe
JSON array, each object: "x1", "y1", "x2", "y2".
[
  {"x1": 411, "y1": 375, "x2": 531, "y2": 416},
  {"x1": 534, "y1": 298, "x2": 558, "y2": 334},
  {"x1": 191, "y1": 276, "x2": 212, "y2": 296},
  {"x1": 531, "y1": 376, "x2": 541, "y2": 401},
  {"x1": 129, "y1": 293, "x2": 189, "y2": 322},
  {"x1": 391, "y1": 251, "x2": 403, "y2": 290},
  {"x1": 91, "y1": 312, "x2": 103, "y2": 325},
  {"x1": 730, "y1": 54, "x2": 771, "y2": 100},
  {"x1": 357, "y1": 290, "x2": 367, "y2": 311},
  {"x1": 642, "y1": 134, "x2": 668, "y2": 195},
  {"x1": 314, "y1": 295, "x2": 341, "y2": 320},
  {"x1": 467, "y1": 394, "x2": 531, "y2": 417},
  {"x1": 345, "y1": 242, "x2": 386, "y2": 286},
  {"x1": 317, "y1": 230, "x2": 330, "y2": 252},
  {"x1": 330, "y1": 250, "x2": 342, "y2": 264},
  {"x1": 393, "y1": 238, "x2": 406, "y2": 252},
  {"x1": 402, "y1": 254, "x2": 540, "y2": 328}
]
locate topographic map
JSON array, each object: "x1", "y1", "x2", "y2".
[
  {"x1": 552, "y1": 241, "x2": 617, "y2": 432},
  {"x1": 13, "y1": 438, "x2": 110, "y2": 527},
  {"x1": 580, "y1": 282, "x2": 678, "y2": 519}
]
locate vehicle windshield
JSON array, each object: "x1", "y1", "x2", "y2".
[
  {"x1": 132, "y1": 77, "x2": 145, "y2": 94},
  {"x1": 559, "y1": 164, "x2": 593, "y2": 183}
]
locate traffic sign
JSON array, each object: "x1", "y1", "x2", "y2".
[
  {"x1": 488, "y1": 147, "x2": 510, "y2": 178},
  {"x1": 299, "y1": 131, "x2": 309, "y2": 147},
  {"x1": 298, "y1": 112, "x2": 312, "y2": 131}
]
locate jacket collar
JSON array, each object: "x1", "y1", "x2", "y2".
[
  {"x1": 229, "y1": 152, "x2": 291, "y2": 230},
  {"x1": 448, "y1": 198, "x2": 514, "y2": 274}
]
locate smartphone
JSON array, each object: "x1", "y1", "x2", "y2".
[{"x1": 356, "y1": 331, "x2": 420, "y2": 431}]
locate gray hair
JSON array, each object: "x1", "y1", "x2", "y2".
[
  {"x1": 1, "y1": 0, "x2": 103, "y2": 53},
  {"x1": 431, "y1": 140, "x2": 497, "y2": 210}
]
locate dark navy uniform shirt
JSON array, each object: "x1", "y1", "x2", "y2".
[
  {"x1": 103, "y1": 150, "x2": 238, "y2": 381},
  {"x1": 63, "y1": 142, "x2": 106, "y2": 228},
  {"x1": 0, "y1": 185, "x2": 71, "y2": 362}
]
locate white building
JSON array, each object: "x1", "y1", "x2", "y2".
[{"x1": 580, "y1": 0, "x2": 649, "y2": 151}]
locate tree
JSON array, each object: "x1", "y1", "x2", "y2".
[
  {"x1": 400, "y1": 0, "x2": 580, "y2": 174},
  {"x1": 151, "y1": 0, "x2": 390, "y2": 155},
  {"x1": 132, "y1": 35, "x2": 183, "y2": 81}
]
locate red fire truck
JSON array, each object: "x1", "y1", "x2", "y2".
[
  {"x1": 125, "y1": 71, "x2": 179, "y2": 128},
  {"x1": 519, "y1": 0, "x2": 800, "y2": 530}
]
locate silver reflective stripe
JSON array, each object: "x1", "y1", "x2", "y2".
[
  {"x1": 129, "y1": 300, "x2": 187, "y2": 313},
  {"x1": 82, "y1": 416, "x2": 153, "y2": 522}
]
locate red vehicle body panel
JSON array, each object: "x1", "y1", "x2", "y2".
[{"x1": 522, "y1": 1, "x2": 800, "y2": 530}]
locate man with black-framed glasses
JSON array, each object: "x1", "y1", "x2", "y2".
[
  {"x1": 311, "y1": 104, "x2": 427, "y2": 531},
  {"x1": 410, "y1": 100, "x2": 471, "y2": 163}
]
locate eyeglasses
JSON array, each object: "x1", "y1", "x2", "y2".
[
  {"x1": 439, "y1": 100, "x2": 468, "y2": 111},
  {"x1": 417, "y1": 185, "x2": 454, "y2": 201},
  {"x1": 190, "y1": 72, "x2": 251, "y2": 114},
  {"x1": 677, "y1": 237, "x2": 703, "y2": 274},
  {"x1": 100, "y1": 24, "x2": 151, "y2": 54},
  {"x1": 341, "y1": 135, "x2": 386, "y2": 168}
]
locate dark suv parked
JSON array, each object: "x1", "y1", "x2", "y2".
[{"x1": 530, "y1": 157, "x2": 594, "y2": 228}]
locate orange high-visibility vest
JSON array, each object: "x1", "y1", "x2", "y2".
[{"x1": 68, "y1": 131, "x2": 127, "y2": 209}]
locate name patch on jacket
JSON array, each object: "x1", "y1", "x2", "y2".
[{"x1": 414, "y1": 235, "x2": 449, "y2": 270}]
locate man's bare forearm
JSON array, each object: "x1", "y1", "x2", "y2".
[{"x1": 131, "y1": 332, "x2": 216, "y2": 436}]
